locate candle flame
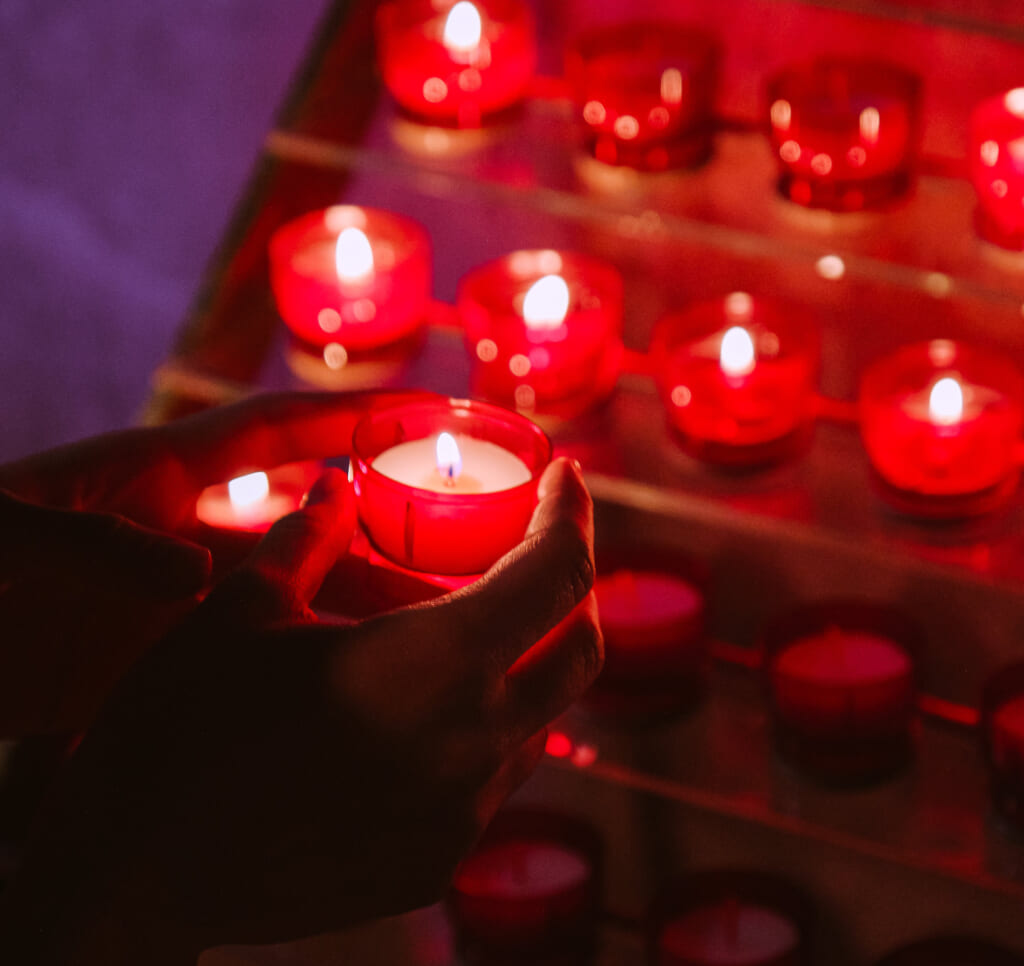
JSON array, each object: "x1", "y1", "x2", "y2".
[
  {"x1": 720, "y1": 326, "x2": 756, "y2": 378},
  {"x1": 228, "y1": 471, "x2": 270, "y2": 508},
  {"x1": 443, "y1": 1, "x2": 482, "y2": 53},
  {"x1": 335, "y1": 227, "x2": 374, "y2": 284},
  {"x1": 436, "y1": 432, "x2": 463, "y2": 481},
  {"x1": 522, "y1": 274, "x2": 570, "y2": 331},
  {"x1": 929, "y1": 376, "x2": 964, "y2": 426}
]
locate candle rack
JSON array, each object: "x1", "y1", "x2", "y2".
[{"x1": 142, "y1": 0, "x2": 1024, "y2": 962}]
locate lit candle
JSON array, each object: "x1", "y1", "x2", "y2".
[
  {"x1": 765, "y1": 603, "x2": 918, "y2": 782},
  {"x1": 566, "y1": 21, "x2": 720, "y2": 171},
  {"x1": 652, "y1": 293, "x2": 819, "y2": 466},
  {"x1": 587, "y1": 559, "x2": 707, "y2": 718},
  {"x1": 447, "y1": 809, "x2": 601, "y2": 964},
  {"x1": 195, "y1": 462, "x2": 322, "y2": 533},
  {"x1": 767, "y1": 58, "x2": 921, "y2": 210},
  {"x1": 268, "y1": 205, "x2": 431, "y2": 366},
  {"x1": 375, "y1": 0, "x2": 537, "y2": 128},
  {"x1": 983, "y1": 660, "x2": 1024, "y2": 835},
  {"x1": 459, "y1": 249, "x2": 624, "y2": 419},
  {"x1": 860, "y1": 340, "x2": 1024, "y2": 518},
  {"x1": 650, "y1": 871, "x2": 810, "y2": 966},
  {"x1": 970, "y1": 88, "x2": 1024, "y2": 250},
  {"x1": 351, "y1": 398, "x2": 550, "y2": 575}
]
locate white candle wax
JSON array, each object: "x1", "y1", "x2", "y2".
[
  {"x1": 661, "y1": 902, "x2": 799, "y2": 966},
  {"x1": 456, "y1": 841, "x2": 590, "y2": 900},
  {"x1": 371, "y1": 434, "x2": 532, "y2": 494}
]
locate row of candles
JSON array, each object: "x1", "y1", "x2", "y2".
[
  {"x1": 270, "y1": 204, "x2": 1024, "y2": 521},
  {"x1": 376, "y1": 0, "x2": 1024, "y2": 244},
  {"x1": 446, "y1": 807, "x2": 1022, "y2": 965},
  {"x1": 190, "y1": 394, "x2": 1024, "y2": 833}
]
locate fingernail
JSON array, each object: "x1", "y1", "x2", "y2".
[{"x1": 303, "y1": 468, "x2": 349, "y2": 507}]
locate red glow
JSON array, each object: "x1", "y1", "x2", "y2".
[{"x1": 545, "y1": 731, "x2": 573, "y2": 758}]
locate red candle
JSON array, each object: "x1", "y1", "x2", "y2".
[
  {"x1": 983, "y1": 661, "x2": 1024, "y2": 835},
  {"x1": 587, "y1": 552, "x2": 708, "y2": 718},
  {"x1": 375, "y1": 0, "x2": 536, "y2": 128},
  {"x1": 650, "y1": 871, "x2": 810, "y2": 966},
  {"x1": 970, "y1": 88, "x2": 1024, "y2": 250},
  {"x1": 459, "y1": 250, "x2": 624, "y2": 419},
  {"x1": 448, "y1": 809, "x2": 601, "y2": 965},
  {"x1": 194, "y1": 461, "x2": 322, "y2": 533},
  {"x1": 859, "y1": 340, "x2": 1024, "y2": 519},
  {"x1": 268, "y1": 206, "x2": 431, "y2": 365},
  {"x1": 350, "y1": 398, "x2": 550, "y2": 575},
  {"x1": 764, "y1": 603, "x2": 918, "y2": 783},
  {"x1": 767, "y1": 58, "x2": 921, "y2": 211},
  {"x1": 566, "y1": 21, "x2": 719, "y2": 171},
  {"x1": 651, "y1": 292, "x2": 819, "y2": 466}
]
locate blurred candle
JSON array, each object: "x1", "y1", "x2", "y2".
[
  {"x1": 764, "y1": 603, "x2": 919, "y2": 783},
  {"x1": 459, "y1": 250, "x2": 624, "y2": 419},
  {"x1": 195, "y1": 462, "x2": 322, "y2": 533},
  {"x1": 652, "y1": 293, "x2": 819, "y2": 466},
  {"x1": 351, "y1": 398, "x2": 550, "y2": 575},
  {"x1": 376, "y1": 0, "x2": 536, "y2": 128},
  {"x1": 970, "y1": 88, "x2": 1024, "y2": 250},
  {"x1": 268, "y1": 205, "x2": 431, "y2": 363},
  {"x1": 860, "y1": 340, "x2": 1024, "y2": 518},
  {"x1": 767, "y1": 58, "x2": 921, "y2": 211},
  {"x1": 567, "y1": 21, "x2": 720, "y2": 171}
]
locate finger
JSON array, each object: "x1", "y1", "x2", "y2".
[
  {"x1": 219, "y1": 469, "x2": 358, "y2": 624},
  {"x1": 442, "y1": 458, "x2": 595, "y2": 671},
  {"x1": 164, "y1": 390, "x2": 435, "y2": 489},
  {"x1": 474, "y1": 729, "x2": 549, "y2": 824},
  {"x1": 0, "y1": 489, "x2": 211, "y2": 598},
  {"x1": 502, "y1": 592, "x2": 603, "y2": 742}
]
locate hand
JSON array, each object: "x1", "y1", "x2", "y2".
[
  {"x1": 0, "y1": 459, "x2": 601, "y2": 965},
  {"x1": 0, "y1": 390, "x2": 428, "y2": 736}
]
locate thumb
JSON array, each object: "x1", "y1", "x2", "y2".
[
  {"x1": 222, "y1": 468, "x2": 358, "y2": 624},
  {"x1": 0, "y1": 488, "x2": 211, "y2": 599}
]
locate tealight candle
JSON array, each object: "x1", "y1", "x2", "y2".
[
  {"x1": 351, "y1": 398, "x2": 550, "y2": 575},
  {"x1": 859, "y1": 340, "x2": 1024, "y2": 518},
  {"x1": 448, "y1": 809, "x2": 602, "y2": 966},
  {"x1": 194, "y1": 461, "x2": 322, "y2": 533},
  {"x1": 764, "y1": 602, "x2": 919, "y2": 783},
  {"x1": 566, "y1": 21, "x2": 720, "y2": 172},
  {"x1": 375, "y1": 0, "x2": 537, "y2": 127},
  {"x1": 586, "y1": 549, "x2": 708, "y2": 718},
  {"x1": 982, "y1": 660, "x2": 1024, "y2": 835},
  {"x1": 268, "y1": 205, "x2": 431, "y2": 364},
  {"x1": 649, "y1": 871, "x2": 811, "y2": 966},
  {"x1": 651, "y1": 293, "x2": 819, "y2": 466},
  {"x1": 767, "y1": 58, "x2": 921, "y2": 211},
  {"x1": 970, "y1": 88, "x2": 1024, "y2": 250},
  {"x1": 459, "y1": 249, "x2": 624, "y2": 419}
]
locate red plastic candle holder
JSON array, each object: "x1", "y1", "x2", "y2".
[
  {"x1": 459, "y1": 250, "x2": 624, "y2": 420},
  {"x1": 859, "y1": 340, "x2": 1024, "y2": 519},
  {"x1": 585, "y1": 546, "x2": 708, "y2": 720},
  {"x1": 448, "y1": 808, "x2": 602, "y2": 966},
  {"x1": 876, "y1": 936, "x2": 1024, "y2": 966},
  {"x1": 375, "y1": 0, "x2": 536, "y2": 128},
  {"x1": 566, "y1": 21, "x2": 719, "y2": 172},
  {"x1": 983, "y1": 660, "x2": 1024, "y2": 837},
  {"x1": 268, "y1": 205, "x2": 431, "y2": 371},
  {"x1": 351, "y1": 398, "x2": 550, "y2": 576},
  {"x1": 651, "y1": 292, "x2": 819, "y2": 467},
  {"x1": 970, "y1": 89, "x2": 1024, "y2": 250},
  {"x1": 763, "y1": 601, "x2": 920, "y2": 785},
  {"x1": 767, "y1": 58, "x2": 921, "y2": 211},
  {"x1": 648, "y1": 869, "x2": 812, "y2": 966}
]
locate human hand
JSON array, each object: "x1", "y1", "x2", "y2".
[
  {"x1": 0, "y1": 458, "x2": 601, "y2": 964},
  {"x1": 0, "y1": 390, "x2": 427, "y2": 736}
]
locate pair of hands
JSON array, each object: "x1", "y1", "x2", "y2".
[{"x1": 0, "y1": 391, "x2": 603, "y2": 964}]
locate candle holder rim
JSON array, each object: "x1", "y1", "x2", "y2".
[
  {"x1": 351, "y1": 396, "x2": 552, "y2": 502},
  {"x1": 459, "y1": 248, "x2": 624, "y2": 292},
  {"x1": 767, "y1": 55, "x2": 922, "y2": 95},
  {"x1": 376, "y1": 0, "x2": 536, "y2": 30},
  {"x1": 595, "y1": 544, "x2": 710, "y2": 592}
]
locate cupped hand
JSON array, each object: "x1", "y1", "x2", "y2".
[
  {"x1": 0, "y1": 459, "x2": 602, "y2": 965},
  {"x1": 0, "y1": 390, "x2": 428, "y2": 737}
]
